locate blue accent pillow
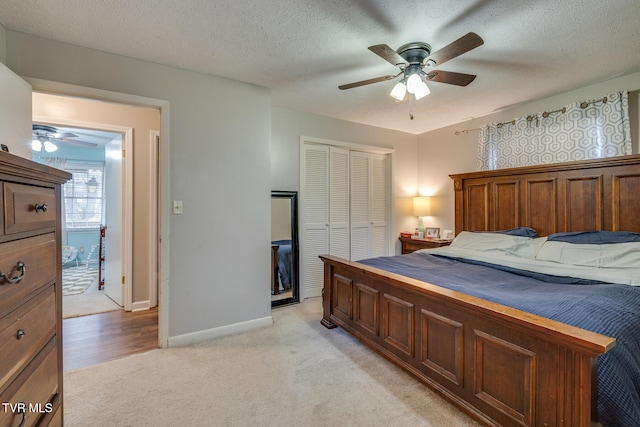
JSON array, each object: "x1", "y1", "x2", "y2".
[
  {"x1": 487, "y1": 227, "x2": 538, "y2": 238},
  {"x1": 547, "y1": 231, "x2": 640, "y2": 244}
]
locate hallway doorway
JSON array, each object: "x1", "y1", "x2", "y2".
[{"x1": 32, "y1": 92, "x2": 161, "y2": 340}]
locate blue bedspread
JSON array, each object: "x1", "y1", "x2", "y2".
[{"x1": 359, "y1": 252, "x2": 640, "y2": 427}]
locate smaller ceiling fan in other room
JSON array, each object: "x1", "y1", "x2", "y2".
[
  {"x1": 339, "y1": 32, "x2": 484, "y2": 101},
  {"x1": 32, "y1": 124, "x2": 98, "y2": 152}
]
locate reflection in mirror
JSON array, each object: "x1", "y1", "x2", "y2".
[{"x1": 271, "y1": 191, "x2": 299, "y2": 308}]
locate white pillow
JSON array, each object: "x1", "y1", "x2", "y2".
[
  {"x1": 535, "y1": 240, "x2": 640, "y2": 268},
  {"x1": 450, "y1": 231, "x2": 544, "y2": 258}
]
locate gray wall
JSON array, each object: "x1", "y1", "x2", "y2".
[
  {"x1": 5, "y1": 30, "x2": 272, "y2": 340},
  {"x1": 417, "y1": 73, "x2": 640, "y2": 233},
  {"x1": 0, "y1": 22, "x2": 5, "y2": 63},
  {"x1": 271, "y1": 107, "x2": 420, "y2": 253},
  {"x1": 5, "y1": 23, "x2": 638, "y2": 342}
]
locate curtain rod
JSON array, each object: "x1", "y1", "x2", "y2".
[
  {"x1": 455, "y1": 94, "x2": 612, "y2": 135},
  {"x1": 496, "y1": 119, "x2": 515, "y2": 128},
  {"x1": 580, "y1": 96, "x2": 608, "y2": 109},
  {"x1": 454, "y1": 128, "x2": 481, "y2": 135}
]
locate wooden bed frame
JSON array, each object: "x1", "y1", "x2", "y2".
[{"x1": 320, "y1": 154, "x2": 640, "y2": 426}]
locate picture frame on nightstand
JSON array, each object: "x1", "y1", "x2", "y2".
[
  {"x1": 441, "y1": 229, "x2": 454, "y2": 240},
  {"x1": 425, "y1": 227, "x2": 440, "y2": 239}
]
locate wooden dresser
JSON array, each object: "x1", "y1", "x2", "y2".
[{"x1": 0, "y1": 152, "x2": 70, "y2": 427}]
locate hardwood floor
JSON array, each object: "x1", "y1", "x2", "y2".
[{"x1": 63, "y1": 308, "x2": 159, "y2": 371}]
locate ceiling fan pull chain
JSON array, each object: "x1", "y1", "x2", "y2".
[{"x1": 408, "y1": 97, "x2": 415, "y2": 120}]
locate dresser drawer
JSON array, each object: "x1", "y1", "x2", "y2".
[
  {"x1": 0, "y1": 340, "x2": 59, "y2": 427},
  {"x1": 399, "y1": 237, "x2": 451, "y2": 254},
  {"x1": 0, "y1": 287, "x2": 56, "y2": 389},
  {"x1": 3, "y1": 182, "x2": 56, "y2": 235},
  {"x1": 403, "y1": 240, "x2": 426, "y2": 253},
  {"x1": 0, "y1": 234, "x2": 56, "y2": 312},
  {"x1": 47, "y1": 405, "x2": 62, "y2": 427}
]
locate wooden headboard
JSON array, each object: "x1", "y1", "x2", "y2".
[{"x1": 450, "y1": 154, "x2": 640, "y2": 236}]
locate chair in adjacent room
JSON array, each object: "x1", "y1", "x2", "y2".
[{"x1": 61, "y1": 245, "x2": 80, "y2": 268}]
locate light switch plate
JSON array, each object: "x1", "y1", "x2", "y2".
[{"x1": 172, "y1": 200, "x2": 183, "y2": 215}]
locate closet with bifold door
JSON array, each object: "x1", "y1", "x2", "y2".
[{"x1": 300, "y1": 140, "x2": 391, "y2": 299}]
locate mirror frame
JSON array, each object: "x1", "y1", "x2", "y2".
[{"x1": 271, "y1": 191, "x2": 299, "y2": 308}]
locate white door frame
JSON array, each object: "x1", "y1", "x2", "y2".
[
  {"x1": 149, "y1": 130, "x2": 160, "y2": 308},
  {"x1": 33, "y1": 115, "x2": 134, "y2": 311},
  {"x1": 27, "y1": 77, "x2": 171, "y2": 348}
]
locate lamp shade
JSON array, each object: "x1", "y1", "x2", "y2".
[
  {"x1": 413, "y1": 196, "x2": 431, "y2": 217},
  {"x1": 43, "y1": 140, "x2": 58, "y2": 152},
  {"x1": 390, "y1": 81, "x2": 407, "y2": 101},
  {"x1": 413, "y1": 81, "x2": 430, "y2": 100},
  {"x1": 406, "y1": 73, "x2": 423, "y2": 94}
]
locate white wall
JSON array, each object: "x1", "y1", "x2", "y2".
[
  {"x1": 0, "y1": 62, "x2": 31, "y2": 158},
  {"x1": 5, "y1": 30, "x2": 272, "y2": 341},
  {"x1": 417, "y1": 72, "x2": 640, "y2": 233},
  {"x1": 271, "y1": 107, "x2": 419, "y2": 254},
  {"x1": 0, "y1": 22, "x2": 30, "y2": 158},
  {"x1": 0, "y1": 22, "x2": 6, "y2": 64}
]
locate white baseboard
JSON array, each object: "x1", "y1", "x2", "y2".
[
  {"x1": 131, "y1": 300, "x2": 150, "y2": 311},
  {"x1": 166, "y1": 315, "x2": 273, "y2": 347}
]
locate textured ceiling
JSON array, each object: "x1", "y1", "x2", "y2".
[{"x1": 2, "y1": 0, "x2": 640, "y2": 134}]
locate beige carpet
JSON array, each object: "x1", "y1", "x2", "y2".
[
  {"x1": 63, "y1": 298, "x2": 478, "y2": 427},
  {"x1": 63, "y1": 274, "x2": 121, "y2": 319}
]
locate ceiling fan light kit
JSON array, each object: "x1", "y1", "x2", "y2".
[
  {"x1": 31, "y1": 124, "x2": 99, "y2": 152},
  {"x1": 31, "y1": 136, "x2": 58, "y2": 153},
  {"x1": 413, "y1": 81, "x2": 430, "y2": 100},
  {"x1": 340, "y1": 32, "x2": 484, "y2": 104},
  {"x1": 390, "y1": 80, "x2": 407, "y2": 101}
]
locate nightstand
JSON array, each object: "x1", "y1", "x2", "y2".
[{"x1": 399, "y1": 236, "x2": 452, "y2": 254}]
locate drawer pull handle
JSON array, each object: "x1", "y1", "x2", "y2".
[
  {"x1": 16, "y1": 329, "x2": 26, "y2": 340},
  {"x1": 34, "y1": 203, "x2": 48, "y2": 212},
  {"x1": 0, "y1": 261, "x2": 26, "y2": 284}
]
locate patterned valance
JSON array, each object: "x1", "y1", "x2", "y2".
[{"x1": 477, "y1": 91, "x2": 632, "y2": 170}]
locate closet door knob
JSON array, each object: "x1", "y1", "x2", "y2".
[{"x1": 16, "y1": 329, "x2": 26, "y2": 340}]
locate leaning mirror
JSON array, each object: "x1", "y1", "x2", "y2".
[{"x1": 271, "y1": 191, "x2": 299, "y2": 308}]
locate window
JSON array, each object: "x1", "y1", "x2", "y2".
[{"x1": 63, "y1": 163, "x2": 105, "y2": 229}]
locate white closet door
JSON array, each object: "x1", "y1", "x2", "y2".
[
  {"x1": 350, "y1": 151, "x2": 371, "y2": 261},
  {"x1": 370, "y1": 153, "x2": 390, "y2": 258},
  {"x1": 301, "y1": 144, "x2": 329, "y2": 298},
  {"x1": 300, "y1": 141, "x2": 391, "y2": 299},
  {"x1": 329, "y1": 147, "x2": 350, "y2": 260}
]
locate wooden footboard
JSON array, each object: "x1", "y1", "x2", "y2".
[{"x1": 320, "y1": 255, "x2": 616, "y2": 427}]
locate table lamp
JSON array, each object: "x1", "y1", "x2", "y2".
[{"x1": 413, "y1": 196, "x2": 430, "y2": 232}]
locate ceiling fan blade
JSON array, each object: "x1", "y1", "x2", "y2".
[
  {"x1": 32, "y1": 124, "x2": 78, "y2": 139},
  {"x1": 49, "y1": 132, "x2": 78, "y2": 139},
  {"x1": 424, "y1": 32, "x2": 484, "y2": 67},
  {"x1": 425, "y1": 70, "x2": 477, "y2": 86},
  {"x1": 54, "y1": 137, "x2": 99, "y2": 148},
  {"x1": 339, "y1": 74, "x2": 398, "y2": 90},
  {"x1": 368, "y1": 44, "x2": 408, "y2": 67}
]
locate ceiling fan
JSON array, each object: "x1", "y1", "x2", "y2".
[
  {"x1": 339, "y1": 32, "x2": 484, "y2": 101},
  {"x1": 32, "y1": 124, "x2": 98, "y2": 152}
]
